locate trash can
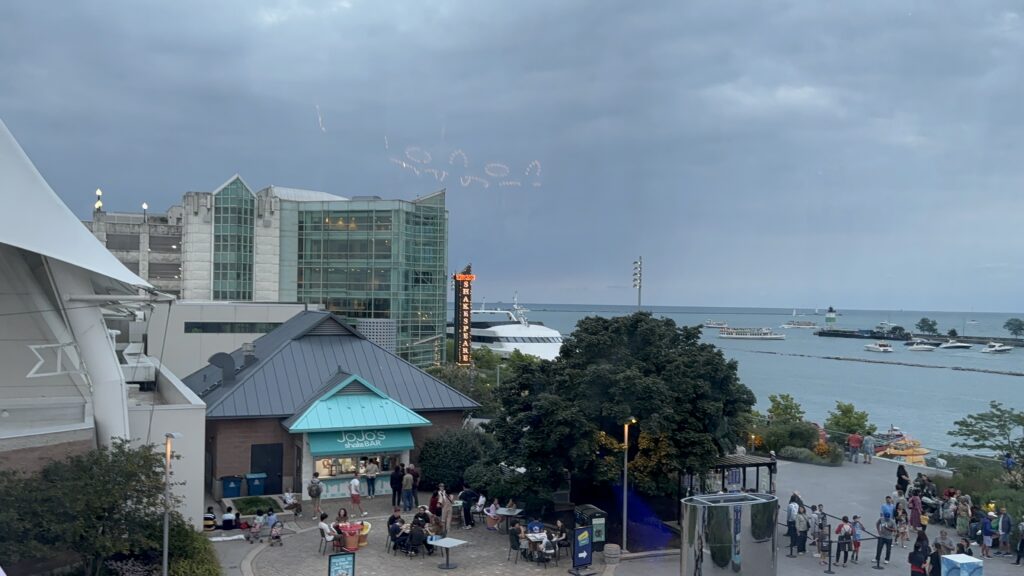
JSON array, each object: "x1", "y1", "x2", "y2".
[
  {"x1": 574, "y1": 504, "x2": 608, "y2": 551},
  {"x1": 358, "y1": 521, "x2": 371, "y2": 548},
  {"x1": 221, "y1": 475, "x2": 243, "y2": 498},
  {"x1": 245, "y1": 472, "x2": 267, "y2": 496}
]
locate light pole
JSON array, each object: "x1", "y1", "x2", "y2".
[
  {"x1": 622, "y1": 416, "x2": 637, "y2": 552},
  {"x1": 163, "y1": 432, "x2": 182, "y2": 576},
  {"x1": 632, "y1": 257, "x2": 643, "y2": 309}
]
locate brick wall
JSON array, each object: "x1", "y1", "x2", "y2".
[{"x1": 209, "y1": 418, "x2": 296, "y2": 496}]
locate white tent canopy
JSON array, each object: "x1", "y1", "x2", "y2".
[{"x1": 0, "y1": 119, "x2": 149, "y2": 288}]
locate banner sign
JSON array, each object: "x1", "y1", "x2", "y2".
[
  {"x1": 573, "y1": 526, "x2": 594, "y2": 569},
  {"x1": 328, "y1": 552, "x2": 355, "y2": 576},
  {"x1": 453, "y1": 264, "x2": 475, "y2": 366}
]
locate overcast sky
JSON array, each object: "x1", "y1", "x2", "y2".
[{"x1": 2, "y1": 1, "x2": 1023, "y2": 310}]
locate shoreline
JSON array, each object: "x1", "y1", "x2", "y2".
[{"x1": 749, "y1": 349, "x2": 1024, "y2": 378}]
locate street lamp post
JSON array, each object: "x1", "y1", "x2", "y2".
[
  {"x1": 163, "y1": 432, "x2": 183, "y2": 576},
  {"x1": 632, "y1": 257, "x2": 643, "y2": 309},
  {"x1": 622, "y1": 416, "x2": 637, "y2": 552}
]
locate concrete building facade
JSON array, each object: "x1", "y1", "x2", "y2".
[{"x1": 85, "y1": 177, "x2": 447, "y2": 367}]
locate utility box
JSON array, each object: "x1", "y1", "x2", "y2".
[{"x1": 574, "y1": 504, "x2": 607, "y2": 551}]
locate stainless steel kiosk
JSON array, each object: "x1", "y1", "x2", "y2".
[{"x1": 680, "y1": 493, "x2": 778, "y2": 576}]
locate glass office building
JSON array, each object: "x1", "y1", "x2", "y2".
[
  {"x1": 212, "y1": 178, "x2": 255, "y2": 300},
  {"x1": 281, "y1": 190, "x2": 447, "y2": 367}
]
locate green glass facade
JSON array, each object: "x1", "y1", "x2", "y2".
[
  {"x1": 213, "y1": 178, "x2": 254, "y2": 300},
  {"x1": 291, "y1": 192, "x2": 447, "y2": 366}
]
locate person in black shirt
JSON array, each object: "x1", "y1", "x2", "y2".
[
  {"x1": 387, "y1": 507, "x2": 403, "y2": 529},
  {"x1": 928, "y1": 542, "x2": 942, "y2": 576},
  {"x1": 908, "y1": 548, "x2": 928, "y2": 575},
  {"x1": 459, "y1": 485, "x2": 479, "y2": 528}
]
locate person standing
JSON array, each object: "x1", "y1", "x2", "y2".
[
  {"x1": 308, "y1": 472, "x2": 324, "y2": 517},
  {"x1": 876, "y1": 513, "x2": 895, "y2": 565},
  {"x1": 927, "y1": 542, "x2": 942, "y2": 576},
  {"x1": 896, "y1": 465, "x2": 911, "y2": 495},
  {"x1": 349, "y1": 471, "x2": 368, "y2": 517},
  {"x1": 401, "y1": 466, "x2": 415, "y2": 511},
  {"x1": 863, "y1": 432, "x2": 876, "y2": 464},
  {"x1": 998, "y1": 507, "x2": 1014, "y2": 556},
  {"x1": 834, "y1": 515, "x2": 852, "y2": 567},
  {"x1": 848, "y1": 431, "x2": 863, "y2": 464},
  {"x1": 908, "y1": 490, "x2": 923, "y2": 529},
  {"x1": 1014, "y1": 518, "x2": 1024, "y2": 565},
  {"x1": 786, "y1": 494, "x2": 800, "y2": 552},
  {"x1": 795, "y1": 506, "x2": 809, "y2": 554},
  {"x1": 908, "y1": 546, "x2": 928, "y2": 575},
  {"x1": 981, "y1": 511, "x2": 995, "y2": 558},
  {"x1": 408, "y1": 464, "x2": 421, "y2": 506},
  {"x1": 459, "y1": 484, "x2": 479, "y2": 529},
  {"x1": 851, "y1": 515, "x2": 864, "y2": 563},
  {"x1": 390, "y1": 463, "x2": 405, "y2": 507},
  {"x1": 956, "y1": 497, "x2": 971, "y2": 536},
  {"x1": 439, "y1": 483, "x2": 454, "y2": 535},
  {"x1": 365, "y1": 458, "x2": 379, "y2": 500},
  {"x1": 881, "y1": 496, "x2": 896, "y2": 520}
]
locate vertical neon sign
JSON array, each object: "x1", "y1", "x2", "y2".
[{"x1": 453, "y1": 265, "x2": 475, "y2": 366}]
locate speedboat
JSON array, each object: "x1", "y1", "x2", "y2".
[
  {"x1": 908, "y1": 343, "x2": 936, "y2": 351},
  {"x1": 904, "y1": 338, "x2": 942, "y2": 347},
  {"x1": 864, "y1": 342, "x2": 894, "y2": 352},
  {"x1": 981, "y1": 342, "x2": 1013, "y2": 354},
  {"x1": 938, "y1": 340, "x2": 973, "y2": 350},
  {"x1": 703, "y1": 320, "x2": 728, "y2": 329}
]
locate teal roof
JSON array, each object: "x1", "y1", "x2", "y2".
[{"x1": 284, "y1": 374, "x2": 431, "y2": 433}]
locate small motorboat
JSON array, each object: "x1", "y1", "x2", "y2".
[
  {"x1": 938, "y1": 340, "x2": 973, "y2": 350},
  {"x1": 904, "y1": 338, "x2": 942, "y2": 347},
  {"x1": 908, "y1": 343, "x2": 936, "y2": 351},
  {"x1": 865, "y1": 342, "x2": 894, "y2": 353},
  {"x1": 981, "y1": 342, "x2": 1013, "y2": 354}
]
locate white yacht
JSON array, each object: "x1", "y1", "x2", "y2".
[
  {"x1": 703, "y1": 320, "x2": 728, "y2": 329},
  {"x1": 938, "y1": 340, "x2": 973, "y2": 350},
  {"x1": 718, "y1": 328, "x2": 785, "y2": 340},
  {"x1": 981, "y1": 342, "x2": 1013, "y2": 354},
  {"x1": 447, "y1": 301, "x2": 563, "y2": 360},
  {"x1": 907, "y1": 343, "x2": 936, "y2": 352},
  {"x1": 865, "y1": 342, "x2": 894, "y2": 353}
]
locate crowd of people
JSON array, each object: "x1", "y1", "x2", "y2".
[{"x1": 785, "y1": 462, "x2": 1024, "y2": 575}]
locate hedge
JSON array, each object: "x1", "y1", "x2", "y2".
[{"x1": 777, "y1": 446, "x2": 843, "y2": 467}]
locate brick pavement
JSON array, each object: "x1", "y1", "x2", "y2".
[{"x1": 241, "y1": 491, "x2": 610, "y2": 576}]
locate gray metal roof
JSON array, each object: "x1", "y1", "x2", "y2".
[{"x1": 182, "y1": 311, "x2": 478, "y2": 419}]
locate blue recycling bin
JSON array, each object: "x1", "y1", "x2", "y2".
[
  {"x1": 245, "y1": 472, "x2": 267, "y2": 496},
  {"x1": 221, "y1": 475, "x2": 243, "y2": 498}
]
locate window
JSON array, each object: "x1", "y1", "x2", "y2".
[
  {"x1": 106, "y1": 234, "x2": 140, "y2": 251},
  {"x1": 183, "y1": 322, "x2": 282, "y2": 334}
]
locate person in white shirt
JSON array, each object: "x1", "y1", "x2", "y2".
[
  {"x1": 319, "y1": 512, "x2": 338, "y2": 542},
  {"x1": 350, "y1": 471, "x2": 368, "y2": 517},
  {"x1": 221, "y1": 506, "x2": 237, "y2": 530},
  {"x1": 283, "y1": 491, "x2": 303, "y2": 517}
]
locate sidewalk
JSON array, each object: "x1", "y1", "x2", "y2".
[{"x1": 615, "y1": 458, "x2": 1020, "y2": 576}]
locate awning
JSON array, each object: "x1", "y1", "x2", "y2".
[{"x1": 309, "y1": 428, "x2": 415, "y2": 456}]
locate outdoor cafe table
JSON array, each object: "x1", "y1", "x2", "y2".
[
  {"x1": 429, "y1": 537, "x2": 468, "y2": 570},
  {"x1": 524, "y1": 532, "x2": 549, "y2": 562},
  {"x1": 495, "y1": 507, "x2": 522, "y2": 534}
]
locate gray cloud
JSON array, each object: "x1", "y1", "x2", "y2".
[{"x1": 2, "y1": 0, "x2": 1023, "y2": 310}]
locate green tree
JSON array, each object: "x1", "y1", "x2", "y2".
[
  {"x1": 1004, "y1": 318, "x2": 1024, "y2": 339},
  {"x1": 949, "y1": 401, "x2": 1024, "y2": 488},
  {"x1": 427, "y1": 348, "x2": 539, "y2": 418},
  {"x1": 418, "y1": 428, "x2": 494, "y2": 490},
  {"x1": 823, "y1": 401, "x2": 877, "y2": 436},
  {"x1": 948, "y1": 328, "x2": 958, "y2": 338},
  {"x1": 915, "y1": 317, "x2": 938, "y2": 335},
  {"x1": 488, "y1": 312, "x2": 756, "y2": 500},
  {"x1": 767, "y1": 393, "x2": 805, "y2": 424}
]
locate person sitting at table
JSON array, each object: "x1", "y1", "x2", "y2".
[
  {"x1": 333, "y1": 507, "x2": 350, "y2": 533},
  {"x1": 319, "y1": 512, "x2": 339, "y2": 544},
  {"x1": 553, "y1": 519, "x2": 570, "y2": 553},
  {"x1": 402, "y1": 519, "x2": 434, "y2": 555},
  {"x1": 390, "y1": 517, "x2": 408, "y2": 550},
  {"x1": 387, "y1": 506, "x2": 403, "y2": 529},
  {"x1": 506, "y1": 498, "x2": 518, "y2": 509},
  {"x1": 414, "y1": 504, "x2": 432, "y2": 527},
  {"x1": 484, "y1": 498, "x2": 501, "y2": 530},
  {"x1": 527, "y1": 519, "x2": 544, "y2": 533}
]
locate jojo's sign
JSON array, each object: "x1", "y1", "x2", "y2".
[
  {"x1": 453, "y1": 265, "x2": 475, "y2": 366},
  {"x1": 335, "y1": 430, "x2": 387, "y2": 450}
]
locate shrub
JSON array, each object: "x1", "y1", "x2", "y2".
[
  {"x1": 418, "y1": 428, "x2": 493, "y2": 491},
  {"x1": 777, "y1": 446, "x2": 842, "y2": 467},
  {"x1": 231, "y1": 496, "x2": 280, "y2": 515},
  {"x1": 761, "y1": 422, "x2": 819, "y2": 453}
]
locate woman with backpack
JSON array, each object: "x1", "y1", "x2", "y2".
[
  {"x1": 835, "y1": 515, "x2": 853, "y2": 567},
  {"x1": 308, "y1": 471, "x2": 324, "y2": 517}
]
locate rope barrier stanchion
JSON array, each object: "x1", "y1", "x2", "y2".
[{"x1": 823, "y1": 523, "x2": 835, "y2": 575}]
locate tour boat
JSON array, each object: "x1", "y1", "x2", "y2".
[
  {"x1": 981, "y1": 342, "x2": 1013, "y2": 354},
  {"x1": 781, "y1": 320, "x2": 819, "y2": 329},
  {"x1": 703, "y1": 320, "x2": 728, "y2": 329},
  {"x1": 718, "y1": 327, "x2": 785, "y2": 340},
  {"x1": 864, "y1": 342, "x2": 894, "y2": 353}
]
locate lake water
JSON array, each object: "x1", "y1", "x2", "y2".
[{"x1": 489, "y1": 304, "x2": 1024, "y2": 453}]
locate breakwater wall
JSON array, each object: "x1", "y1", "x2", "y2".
[{"x1": 750, "y1": 350, "x2": 1024, "y2": 378}]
